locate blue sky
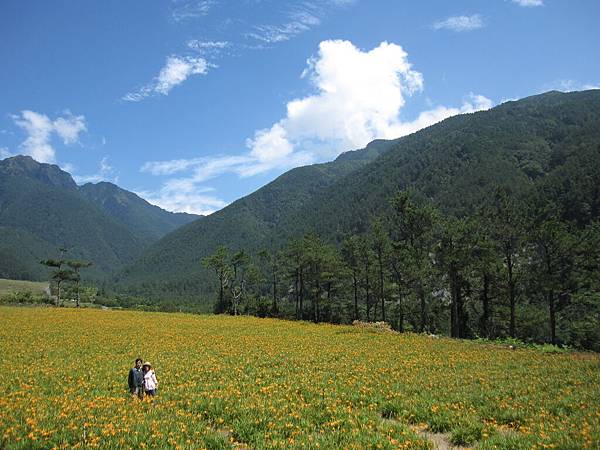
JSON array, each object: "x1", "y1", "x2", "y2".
[{"x1": 1, "y1": 0, "x2": 599, "y2": 214}]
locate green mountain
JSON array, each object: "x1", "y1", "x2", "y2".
[
  {"x1": 116, "y1": 90, "x2": 600, "y2": 303},
  {"x1": 79, "y1": 182, "x2": 198, "y2": 242},
  {"x1": 0, "y1": 156, "x2": 199, "y2": 280},
  {"x1": 284, "y1": 89, "x2": 600, "y2": 238},
  {"x1": 114, "y1": 139, "x2": 394, "y2": 298}
]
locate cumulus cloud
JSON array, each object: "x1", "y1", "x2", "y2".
[
  {"x1": 512, "y1": 0, "x2": 544, "y2": 6},
  {"x1": 11, "y1": 110, "x2": 87, "y2": 163},
  {"x1": 242, "y1": 41, "x2": 491, "y2": 164},
  {"x1": 432, "y1": 14, "x2": 484, "y2": 32},
  {"x1": 140, "y1": 40, "x2": 492, "y2": 214},
  {"x1": 123, "y1": 55, "x2": 212, "y2": 101}
]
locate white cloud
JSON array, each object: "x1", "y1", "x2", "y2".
[
  {"x1": 11, "y1": 110, "x2": 87, "y2": 163},
  {"x1": 141, "y1": 157, "x2": 206, "y2": 176},
  {"x1": 432, "y1": 14, "x2": 484, "y2": 32},
  {"x1": 512, "y1": 0, "x2": 544, "y2": 7},
  {"x1": 60, "y1": 162, "x2": 77, "y2": 174},
  {"x1": 248, "y1": 10, "x2": 321, "y2": 43},
  {"x1": 0, "y1": 147, "x2": 13, "y2": 159},
  {"x1": 542, "y1": 79, "x2": 600, "y2": 93},
  {"x1": 187, "y1": 40, "x2": 230, "y2": 54},
  {"x1": 171, "y1": 0, "x2": 214, "y2": 22},
  {"x1": 53, "y1": 112, "x2": 87, "y2": 144},
  {"x1": 141, "y1": 40, "x2": 492, "y2": 214},
  {"x1": 137, "y1": 182, "x2": 226, "y2": 215},
  {"x1": 72, "y1": 157, "x2": 116, "y2": 184},
  {"x1": 123, "y1": 55, "x2": 212, "y2": 101},
  {"x1": 243, "y1": 41, "x2": 491, "y2": 164}
]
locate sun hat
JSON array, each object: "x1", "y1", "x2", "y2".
[{"x1": 143, "y1": 361, "x2": 152, "y2": 367}]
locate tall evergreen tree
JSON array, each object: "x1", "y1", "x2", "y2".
[
  {"x1": 390, "y1": 191, "x2": 437, "y2": 332},
  {"x1": 487, "y1": 188, "x2": 526, "y2": 337}
]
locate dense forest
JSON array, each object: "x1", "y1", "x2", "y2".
[
  {"x1": 115, "y1": 90, "x2": 600, "y2": 309},
  {"x1": 200, "y1": 185, "x2": 600, "y2": 351}
]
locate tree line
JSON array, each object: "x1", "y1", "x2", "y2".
[{"x1": 203, "y1": 188, "x2": 600, "y2": 351}]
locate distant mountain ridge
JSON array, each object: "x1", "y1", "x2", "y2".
[
  {"x1": 0, "y1": 155, "x2": 199, "y2": 280},
  {"x1": 115, "y1": 90, "x2": 600, "y2": 303},
  {"x1": 79, "y1": 181, "x2": 197, "y2": 242}
]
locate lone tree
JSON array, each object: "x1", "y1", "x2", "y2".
[
  {"x1": 40, "y1": 247, "x2": 71, "y2": 306},
  {"x1": 66, "y1": 260, "x2": 93, "y2": 307},
  {"x1": 41, "y1": 248, "x2": 92, "y2": 307}
]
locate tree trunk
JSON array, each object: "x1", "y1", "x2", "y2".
[
  {"x1": 353, "y1": 272, "x2": 359, "y2": 321},
  {"x1": 549, "y1": 291, "x2": 556, "y2": 345},
  {"x1": 391, "y1": 262, "x2": 404, "y2": 332},
  {"x1": 378, "y1": 255, "x2": 385, "y2": 322},
  {"x1": 480, "y1": 272, "x2": 490, "y2": 338},
  {"x1": 76, "y1": 279, "x2": 81, "y2": 308},
  {"x1": 325, "y1": 282, "x2": 332, "y2": 322},
  {"x1": 397, "y1": 284, "x2": 404, "y2": 332},
  {"x1": 219, "y1": 276, "x2": 224, "y2": 310},
  {"x1": 56, "y1": 281, "x2": 61, "y2": 307},
  {"x1": 272, "y1": 271, "x2": 277, "y2": 313},
  {"x1": 506, "y1": 249, "x2": 516, "y2": 338},
  {"x1": 365, "y1": 262, "x2": 371, "y2": 321},
  {"x1": 419, "y1": 283, "x2": 427, "y2": 333},
  {"x1": 314, "y1": 272, "x2": 320, "y2": 323},
  {"x1": 295, "y1": 268, "x2": 300, "y2": 319},
  {"x1": 299, "y1": 269, "x2": 304, "y2": 320}
]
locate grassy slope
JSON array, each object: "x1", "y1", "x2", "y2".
[
  {"x1": 0, "y1": 307, "x2": 598, "y2": 449},
  {"x1": 0, "y1": 278, "x2": 48, "y2": 296}
]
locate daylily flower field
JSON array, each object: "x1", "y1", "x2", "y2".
[{"x1": 0, "y1": 307, "x2": 598, "y2": 449}]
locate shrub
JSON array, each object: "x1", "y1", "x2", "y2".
[{"x1": 352, "y1": 320, "x2": 395, "y2": 333}]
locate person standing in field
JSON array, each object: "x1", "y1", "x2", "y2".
[
  {"x1": 128, "y1": 358, "x2": 144, "y2": 400},
  {"x1": 142, "y1": 362, "x2": 158, "y2": 404}
]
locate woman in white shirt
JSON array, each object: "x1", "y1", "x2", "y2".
[{"x1": 142, "y1": 362, "x2": 159, "y2": 401}]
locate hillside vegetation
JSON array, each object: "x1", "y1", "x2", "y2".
[
  {"x1": 0, "y1": 278, "x2": 47, "y2": 296},
  {"x1": 115, "y1": 139, "x2": 393, "y2": 298},
  {"x1": 0, "y1": 307, "x2": 598, "y2": 449},
  {"x1": 0, "y1": 156, "x2": 198, "y2": 280},
  {"x1": 116, "y1": 90, "x2": 600, "y2": 301}
]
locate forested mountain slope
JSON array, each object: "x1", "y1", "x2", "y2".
[
  {"x1": 0, "y1": 156, "x2": 199, "y2": 279},
  {"x1": 114, "y1": 139, "x2": 395, "y2": 297},
  {"x1": 116, "y1": 90, "x2": 600, "y2": 303},
  {"x1": 285, "y1": 90, "x2": 600, "y2": 239},
  {"x1": 79, "y1": 182, "x2": 198, "y2": 242}
]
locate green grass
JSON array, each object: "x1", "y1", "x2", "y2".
[{"x1": 0, "y1": 278, "x2": 48, "y2": 296}]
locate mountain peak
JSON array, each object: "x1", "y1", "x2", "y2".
[{"x1": 0, "y1": 155, "x2": 78, "y2": 191}]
